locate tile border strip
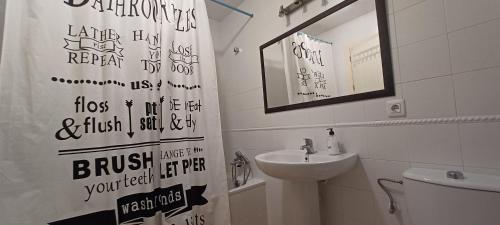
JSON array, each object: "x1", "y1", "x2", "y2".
[{"x1": 222, "y1": 115, "x2": 500, "y2": 132}]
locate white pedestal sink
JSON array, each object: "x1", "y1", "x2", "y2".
[{"x1": 255, "y1": 150, "x2": 357, "y2": 225}]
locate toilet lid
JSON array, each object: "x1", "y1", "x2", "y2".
[{"x1": 403, "y1": 168, "x2": 500, "y2": 193}]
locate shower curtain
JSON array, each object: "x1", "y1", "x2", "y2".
[
  {"x1": 0, "y1": 1, "x2": 230, "y2": 225},
  {"x1": 283, "y1": 32, "x2": 337, "y2": 104}
]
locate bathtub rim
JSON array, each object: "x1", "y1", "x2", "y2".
[{"x1": 228, "y1": 178, "x2": 266, "y2": 195}]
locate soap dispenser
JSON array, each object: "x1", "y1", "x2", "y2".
[{"x1": 327, "y1": 128, "x2": 341, "y2": 155}]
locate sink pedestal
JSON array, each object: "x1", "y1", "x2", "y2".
[
  {"x1": 282, "y1": 181, "x2": 321, "y2": 225},
  {"x1": 255, "y1": 150, "x2": 358, "y2": 225}
]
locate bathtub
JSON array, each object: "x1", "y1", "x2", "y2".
[{"x1": 228, "y1": 178, "x2": 268, "y2": 225}]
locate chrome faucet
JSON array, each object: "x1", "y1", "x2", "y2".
[{"x1": 300, "y1": 138, "x2": 316, "y2": 154}]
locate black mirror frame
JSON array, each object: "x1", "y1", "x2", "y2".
[{"x1": 259, "y1": 0, "x2": 394, "y2": 114}]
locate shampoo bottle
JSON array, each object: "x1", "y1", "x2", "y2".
[{"x1": 327, "y1": 128, "x2": 341, "y2": 155}]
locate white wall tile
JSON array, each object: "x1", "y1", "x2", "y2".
[
  {"x1": 226, "y1": 88, "x2": 263, "y2": 111},
  {"x1": 395, "y1": 0, "x2": 447, "y2": 46},
  {"x1": 453, "y1": 66, "x2": 500, "y2": 116},
  {"x1": 248, "y1": 130, "x2": 279, "y2": 151},
  {"x1": 274, "y1": 128, "x2": 318, "y2": 151},
  {"x1": 410, "y1": 162, "x2": 462, "y2": 172},
  {"x1": 399, "y1": 35, "x2": 451, "y2": 82},
  {"x1": 444, "y1": 0, "x2": 500, "y2": 32},
  {"x1": 261, "y1": 111, "x2": 290, "y2": 128},
  {"x1": 225, "y1": 108, "x2": 261, "y2": 129},
  {"x1": 234, "y1": 132, "x2": 257, "y2": 150},
  {"x1": 460, "y1": 122, "x2": 500, "y2": 169},
  {"x1": 449, "y1": 18, "x2": 500, "y2": 73},
  {"x1": 393, "y1": 0, "x2": 426, "y2": 12},
  {"x1": 364, "y1": 126, "x2": 410, "y2": 161},
  {"x1": 266, "y1": 130, "x2": 287, "y2": 151},
  {"x1": 338, "y1": 187, "x2": 377, "y2": 225},
  {"x1": 320, "y1": 209, "x2": 344, "y2": 225},
  {"x1": 333, "y1": 102, "x2": 366, "y2": 123},
  {"x1": 388, "y1": 14, "x2": 399, "y2": 49},
  {"x1": 392, "y1": 49, "x2": 402, "y2": 83},
  {"x1": 402, "y1": 76, "x2": 456, "y2": 119},
  {"x1": 247, "y1": 108, "x2": 266, "y2": 128},
  {"x1": 223, "y1": 109, "x2": 240, "y2": 129},
  {"x1": 0, "y1": 172, "x2": 9, "y2": 184},
  {"x1": 222, "y1": 131, "x2": 238, "y2": 150},
  {"x1": 305, "y1": 106, "x2": 336, "y2": 125},
  {"x1": 262, "y1": 107, "x2": 332, "y2": 128},
  {"x1": 336, "y1": 127, "x2": 367, "y2": 155},
  {"x1": 386, "y1": 0, "x2": 394, "y2": 14},
  {"x1": 320, "y1": 184, "x2": 344, "y2": 214},
  {"x1": 464, "y1": 166, "x2": 500, "y2": 176},
  {"x1": 406, "y1": 124, "x2": 462, "y2": 165},
  {"x1": 219, "y1": 109, "x2": 229, "y2": 129},
  {"x1": 330, "y1": 160, "x2": 371, "y2": 190},
  {"x1": 217, "y1": 54, "x2": 262, "y2": 97}
]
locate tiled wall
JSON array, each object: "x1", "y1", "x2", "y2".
[
  {"x1": 210, "y1": 0, "x2": 500, "y2": 225},
  {"x1": 0, "y1": 0, "x2": 5, "y2": 61}
]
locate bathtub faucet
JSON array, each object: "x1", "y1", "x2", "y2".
[{"x1": 231, "y1": 151, "x2": 252, "y2": 188}]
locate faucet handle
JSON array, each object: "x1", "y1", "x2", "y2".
[{"x1": 303, "y1": 138, "x2": 313, "y2": 146}]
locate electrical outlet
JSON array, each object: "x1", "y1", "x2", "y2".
[{"x1": 386, "y1": 99, "x2": 406, "y2": 118}]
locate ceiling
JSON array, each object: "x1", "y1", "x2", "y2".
[{"x1": 206, "y1": 0, "x2": 245, "y2": 21}]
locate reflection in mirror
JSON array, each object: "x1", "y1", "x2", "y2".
[{"x1": 261, "y1": 0, "x2": 392, "y2": 112}]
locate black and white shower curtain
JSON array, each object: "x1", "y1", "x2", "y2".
[{"x1": 0, "y1": 1, "x2": 230, "y2": 225}]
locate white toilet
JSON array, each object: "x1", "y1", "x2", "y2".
[{"x1": 403, "y1": 168, "x2": 500, "y2": 225}]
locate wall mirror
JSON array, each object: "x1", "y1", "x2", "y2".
[{"x1": 260, "y1": 0, "x2": 394, "y2": 113}]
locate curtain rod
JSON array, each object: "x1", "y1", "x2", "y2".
[
  {"x1": 208, "y1": 0, "x2": 254, "y2": 18},
  {"x1": 297, "y1": 32, "x2": 333, "y2": 45}
]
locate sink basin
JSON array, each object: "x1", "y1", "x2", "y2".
[{"x1": 255, "y1": 150, "x2": 358, "y2": 181}]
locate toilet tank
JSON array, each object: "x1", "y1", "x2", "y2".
[{"x1": 403, "y1": 168, "x2": 500, "y2": 225}]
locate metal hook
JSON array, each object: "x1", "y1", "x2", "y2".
[
  {"x1": 233, "y1": 47, "x2": 242, "y2": 55},
  {"x1": 377, "y1": 178, "x2": 403, "y2": 214}
]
